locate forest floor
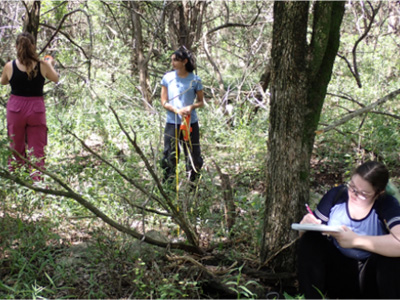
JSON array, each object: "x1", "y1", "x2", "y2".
[{"x1": 1, "y1": 160, "x2": 397, "y2": 299}]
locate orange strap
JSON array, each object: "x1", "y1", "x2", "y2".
[{"x1": 179, "y1": 116, "x2": 192, "y2": 141}]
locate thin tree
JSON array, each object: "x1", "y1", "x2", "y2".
[{"x1": 128, "y1": 1, "x2": 152, "y2": 109}]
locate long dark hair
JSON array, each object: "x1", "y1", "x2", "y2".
[
  {"x1": 173, "y1": 46, "x2": 196, "y2": 73},
  {"x1": 16, "y1": 32, "x2": 40, "y2": 80},
  {"x1": 354, "y1": 161, "x2": 389, "y2": 195}
]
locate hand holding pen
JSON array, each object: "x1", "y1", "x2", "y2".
[
  {"x1": 305, "y1": 203, "x2": 315, "y2": 216},
  {"x1": 300, "y1": 203, "x2": 321, "y2": 225}
]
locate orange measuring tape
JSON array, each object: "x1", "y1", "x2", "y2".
[{"x1": 180, "y1": 116, "x2": 192, "y2": 141}]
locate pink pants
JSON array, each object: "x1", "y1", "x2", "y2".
[{"x1": 7, "y1": 94, "x2": 47, "y2": 180}]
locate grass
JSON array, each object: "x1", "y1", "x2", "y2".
[{"x1": 0, "y1": 197, "x2": 196, "y2": 299}]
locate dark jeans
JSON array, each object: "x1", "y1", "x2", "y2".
[
  {"x1": 161, "y1": 122, "x2": 203, "y2": 183},
  {"x1": 297, "y1": 231, "x2": 400, "y2": 299}
]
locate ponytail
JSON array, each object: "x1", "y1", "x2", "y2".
[{"x1": 16, "y1": 32, "x2": 40, "y2": 80}]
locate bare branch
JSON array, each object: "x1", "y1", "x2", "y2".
[
  {"x1": 41, "y1": 1, "x2": 68, "y2": 16},
  {"x1": 317, "y1": 88, "x2": 400, "y2": 134},
  {"x1": 38, "y1": 8, "x2": 93, "y2": 80},
  {"x1": 202, "y1": 33, "x2": 225, "y2": 95},
  {"x1": 39, "y1": 23, "x2": 90, "y2": 59},
  {"x1": 351, "y1": 2, "x2": 381, "y2": 88},
  {"x1": 260, "y1": 237, "x2": 300, "y2": 268},
  {"x1": 207, "y1": 23, "x2": 251, "y2": 36},
  {"x1": 369, "y1": 111, "x2": 400, "y2": 120},
  {"x1": 0, "y1": 149, "x2": 202, "y2": 254},
  {"x1": 326, "y1": 92, "x2": 365, "y2": 108},
  {"x1": 109, "y1": 106, "x2": 169, "y2": 204},
  {"x1": 120, "y1": 194, "x2": 172, "y2": 217},
  {"x1": 337, "y1": 53, "x2": 362, "y2": 88},
  {"x1": 65, "y1": 128, "x2": 167, "y2": 209},
  {"x1": 22, "y1": 1, "x2": 28, "y2": 10},
  {"x1": 206, "y1": 4, "x2": 260, "y2": 36},
  {"x1": 109, "y1": 106, "x2": 200, "y2": 248},
  {"x1": 99, "y1": 1, "x2": 126, "y2": 39},
  {"x1": 338, "y1": 1, "x2": 382, "y2": 88},
  {"x1": 39, "y1": 9, "x2": 84, "y2": 55}
]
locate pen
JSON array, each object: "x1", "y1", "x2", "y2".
[{"x1": 305, "y1": 203, "x2": 315, "y2": 216}]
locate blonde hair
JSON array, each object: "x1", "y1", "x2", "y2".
[{"x1": 16, "y1": 32, "x2": 40, "y2": 80}]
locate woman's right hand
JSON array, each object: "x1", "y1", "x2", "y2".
[
  {"x1": 44, "y1": 55, "x2": 56, "y2": 66},
  {"x1": 41, "y1": 59, "x2": 59, "y2": 83},
  {"x1": 300, "y1": 213, "x2": 322, "y2": 225},
  {"x1": 176, "y1": 106, "x2": 191, "y2": 118}
]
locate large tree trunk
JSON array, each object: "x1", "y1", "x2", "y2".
[{"x1": 260, "y1": 1, "x2": 345, "y2": 272}]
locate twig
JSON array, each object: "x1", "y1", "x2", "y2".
[
  {"x1": 39, "y1": 23, "x2": 90, "y2": 59},
  {"x1": 317, "y1": 88, "x2": 400, "y2": 134},
  {"x1": 65, "y1": 128, "x2": 166, "y2": 209},
  {"x1": 109, "y1": 106, "x2": 200, "y2": 248},
  {"x1": 212, "y1": 160, "x2": 236, "y2": 232},
  {"x1": 108, "y1": 106, "x2": 169, "y2": 204},
  {"x1": 338, "y1": 1, "x2": 382, "y2": 88},
  {"x1": 259, "y1": 237, "x2": 300, "y2": 269},
  {"x1": 205, "y1": 5, "x2": 260, "y2": 36},
  {"x1": 39, "y1": 9, "x2": 88, "y2": 55},
  {"x1": 0, "y1": 151, "x2": 203, "y2": 254},
  {"x1": 41, "y1": 1, "x2": 68, "y2": 16},
  {"x1": 369, "y1": 111, "x2": 400, "y2": 121},
  {"x1": 119, "y1": 194, "x2": 171, "y2": 217},
  {"x1": 326, "y1": 92, "x2": 365, "y2": 108},
  {"x1": 38, "y1": 8, "x2": 93, "y2": 80}
]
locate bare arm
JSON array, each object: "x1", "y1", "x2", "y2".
[
  {"x1": 192, "y1": 89, "x2": 204, "y2": 110},
  {"x1": 40, "y1": 59, "x2": 59, "y2": 83},
  {"x1": 331, "y1": 224, "x2": 400, "y2": 257},
  {"x1": 1, "y1": 62, "x2": 12, "y2": 85},
  {"x1": 161, "y1": 85, "x2": 177, "y2": 114}
]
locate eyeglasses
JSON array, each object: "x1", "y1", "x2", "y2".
[{"x1": 346, "y1": 182, "x2": 374, "y2": 201}]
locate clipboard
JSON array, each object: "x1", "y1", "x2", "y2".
[{"x1": 291, "y1": 223, "x2": 343, "y2": 232}]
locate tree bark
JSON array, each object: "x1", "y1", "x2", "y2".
[
  {"x1": 22, "y1": 0, "x2": 41, "y2": 42},
  {"x1": 129, "y1": 1, "x2": 152, "y2": 108},
  {"x1": 261, "y1": 1, "x2": 345, "y2": 271},
  {"x1": 167, "y1": 1, "x2": 207, "y2": 51}
]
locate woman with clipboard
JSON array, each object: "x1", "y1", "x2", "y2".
[{"x1": 296, "y1": 161, "x2": 400, "y2": 299}]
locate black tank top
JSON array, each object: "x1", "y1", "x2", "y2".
[{"x1": 10, "y1": 60, "x2": 45, "y2": 97}]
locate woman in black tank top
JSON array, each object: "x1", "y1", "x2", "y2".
[
  {"x1": 10, "y1": 59, "x2": 45, "y2": 96},
  {"x1": 0, "y1": 32, "x2": 59, "y2": 181}
]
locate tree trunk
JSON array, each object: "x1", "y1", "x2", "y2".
[
  {"x1": 22, "y1": 0, "x2": 41, "y2": 42},
  {"x1": 167, "y1": 1, "x2": 207, "y2": 51},
  {"x1": 261, "y1": 1, "x2": 345, "y2": 272},
  {"x1": 130, "y1": 2, "x2": 152, "y2": 108}
]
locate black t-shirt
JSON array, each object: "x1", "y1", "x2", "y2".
[{"x1": 10, "y1": 60, "x2": 45, "y2": 97}]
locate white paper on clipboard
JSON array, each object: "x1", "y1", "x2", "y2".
[{"x1": 291, "y1": 223, "x2": 344, "y2": 232}]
